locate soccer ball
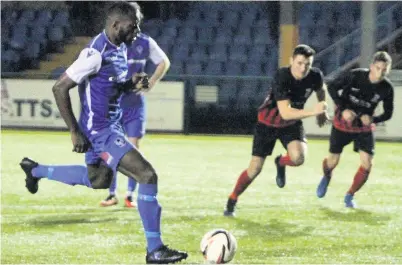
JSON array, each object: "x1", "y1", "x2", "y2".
[{"x1": 200, "y1": 229, "x2": 237, "y2": 264}]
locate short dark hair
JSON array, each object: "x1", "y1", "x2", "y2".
[
  {"x1": 372, "y1": 51, "x2": 392, "y2": 65},
  {"x1": 293, "y1": 44, "x2": 316, "y2": 58},
  {"x1": 129, "y1": 2, "x2": 144, "y2": 25},
  {"x1": 106, "y1": 1, "x2": 139, "y2": 24}
]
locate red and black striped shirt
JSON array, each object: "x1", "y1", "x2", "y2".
[
  {"x1": 258, "y1": 67, "x2": 324, "y2": 128},
  {"x1": 328, "y1": 68, "x2": 394, "y2": 133}
]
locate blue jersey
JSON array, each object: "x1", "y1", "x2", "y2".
[
  {"x1": 66, "y1": 31, "x2": 130, "y2": 136},
  {"x1": 120, "y1": 33, "x2": 167, "y2": 110}
]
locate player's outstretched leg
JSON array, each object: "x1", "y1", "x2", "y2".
[
  {"x1": 317, "y1": 155, "x2": 339, "y2": 198},
  {"x1": 224, "y1": 156, "x2": 264, "y2": 217},
  {"x1": 118, "y1": 149, "x2": 187, "y2": 263},
  {"x1": 224, "y1": 169, "x2": 254, "y2": 217},
  {"x1": 125, "y1": 178, "x2": 137, "y2": 208},
  {"x1": 20, "y1": 157, "x2": 93, "y2": 194},
  {"x1": 100, "y1": 173, "x2": 118, "y2": 207},
  {"x1": 345, "y1": 166, "x2": 370, "y2": 208}
]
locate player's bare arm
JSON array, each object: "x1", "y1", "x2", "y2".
[
  {"x1": 315, "y1": 83, "x2": 330, "y2": 127},
  {"x1": 52, "y1": 73, "x2": 90, "y2": 153},
  {"x1": 277, "y1": 99, "x2": 326, "y2": 121},
  {"x1": 148, "y1": 57, "x2": 170, "y2": 90}
]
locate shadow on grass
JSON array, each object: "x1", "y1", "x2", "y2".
[
  {"x1": 319, "y1": 206, "x2": 390, "y2": 226},
  {"x1": 171, "y1": 215, "x2": 314, "y2": 241},
  {"x1": 30, "y1": 215, "x2": 118, "y2": 226}
]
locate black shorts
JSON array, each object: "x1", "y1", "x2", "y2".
[
  {"x1": 329, "y1": 126, "x2": 375, "y2": 155},
  {"x1": 252, "y1": 122, "x2": 307, "y2": 157}
]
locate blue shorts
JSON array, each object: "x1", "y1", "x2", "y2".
[
  {"x1": 122, "y1": 106, "x2": 146, "y2": 138},
  {"x1": 85, "y1": 126, "x2": 134, "y2": 172}
]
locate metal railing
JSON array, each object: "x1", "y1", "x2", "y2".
[{"x1": 314, "y1": 3, "x2": 402, "y2": 78}]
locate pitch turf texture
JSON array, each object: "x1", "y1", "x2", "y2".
[{"x1": 1, "y1": 130, "x2": 402, "y2": 264}]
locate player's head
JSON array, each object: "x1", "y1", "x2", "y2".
[
  {"x1": 129, "y1": 1, "x2": 143, "y2": 39},
  {"x1": 290, "y1": 44, "x2": 315, "y2": 79},
  {"x1": 369, "y1": 51, "x2": 392, "y2": 82},
  {"x1": 105, "y1": 1, "x2": 140, "y2": 45}
]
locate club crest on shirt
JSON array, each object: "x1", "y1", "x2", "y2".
[
  {"x1": 114, "y1": 137, "x2": 126, "y2": 147},
  {"x1": 136, "y1": 45, "x2": 143, "y2": 54}
]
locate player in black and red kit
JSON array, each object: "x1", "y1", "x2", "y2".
[
  {"x1": 316, "y1": 51, "x2": 394, "y2": 208},
  {"x1": 224, "y1": 45, "x2": 329, "y2": 216}
]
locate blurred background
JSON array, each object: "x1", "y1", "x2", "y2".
[{"x1": 1, "y1": 1, "x2": 402, "y2": 137}]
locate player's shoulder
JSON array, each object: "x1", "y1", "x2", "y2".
[
  {"x1": 350, "y1": 68, "x2": 369, "y2": 77},
  {"x1": 382, "y1": 76, "x2": 394, "y2": 90},
  {"x1": 275, "y1": 67, "x2": 291, "y2": 79},
  {"x1": 86, "y1": 32, "x2": 107, "y2": 54},
  {"x1": 308, "y1": 67, "x2": 324, "y2": 79},
  {"x1": 137, "y1": 33, "x2": 150, "y2": 40}
]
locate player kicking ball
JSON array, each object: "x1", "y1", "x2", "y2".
[
  {"x1": 316, "y1": 51, "x2": 394, "y2": 208},
  {"x1": 224, "y1": 44, "x2": 329, "y2": 217}
]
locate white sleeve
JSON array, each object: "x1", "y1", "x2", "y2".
[
  {"x1": 148, "y1": 37, "x2": 168, "y2": 65},
  {"x1": 65, "y1": 48, "x2": 102, "y2": 84}
]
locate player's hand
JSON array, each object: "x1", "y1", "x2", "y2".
[
  {"x1": 132, "y1": 72, "x2": 150, "y2": 94},
  {"x1": 360, "y1": 114, "x2": 373, "y2": 126},
  {"x1": 71, "y1": 130, "x2": 91, "y2": 153},
  {"x1": 316, "y1": 111, "x2": 330, "y2": 127},
  {"x1": 342, "y1": 109, "x2": 357, "y2": 122},
  {"x1": 314, "y1": 101, "x2": 328, "y2": 115}
]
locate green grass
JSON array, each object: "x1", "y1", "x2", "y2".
[{"x1": 1, "y1": 130, "x2": 402, "y2": 264}]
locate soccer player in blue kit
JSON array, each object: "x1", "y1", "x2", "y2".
[
  {"x1": 100, "y1": 2, "x2": 171, "y2": 208},
  {"x1": 19, "y1": 2, "x2": 187, "y2": 263}
]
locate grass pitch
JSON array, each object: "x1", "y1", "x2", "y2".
[{"x1": 1, "y1": 130, "x2": 402, "y2": 264}]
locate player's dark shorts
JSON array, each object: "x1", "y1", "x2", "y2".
[
  {"x1": 252, "y1": 122, "x2": 307, "y2": 157},
  {"x1": 329, "y1": 126, "x2": 375, "y2": 155}
]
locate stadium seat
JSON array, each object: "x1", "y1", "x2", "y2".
[
  {"x1": 185, "y1": 62, "x2": 203, "y2": 75},
  {"x1": 197, "y1": 27, "x2": 215, "y2": 43},
  {"x1": 225, "y1": 61, "x2": 243, "y2": 76},
  {"x1": 243, "y1": 62, "x2": 263, "y2": 76},
  {"x1": 167, "y1": 61, "x2": 184, "y2": 75},
  {"x1": 209, "y1": 44, "x2": 228, "y2": 62},
  {"x1": 204, "y1": 61, "x2": 223, "y2": 75},
  {"x1": 219, "y1": 80, "x2": 238, "y2": 105},
  {"x1": 171, "y1": 42, "x2": 191, "y2": 62},
  {"x1": 228, "y1": 45, "x2": 248, "y2": 63},
  {"x1": 34, "y1": 9, "x2": 53, "y2": 27}
]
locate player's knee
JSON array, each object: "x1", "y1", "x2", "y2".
[
  {"x1": 137, "y1": 166, "x2": 158, "y2": 184},
  {"x1": 247, "y1": 166, "x2": 262, "y2": 179},
  {"x1": 361, "y1": 161, "x2": 372, "y2": 172},
  {"x1": 291, "y1": 153, "x2": 305, "y2": 166},
  {"x1": 88, "y1": 167, "x2": 114, "y2": 189}
]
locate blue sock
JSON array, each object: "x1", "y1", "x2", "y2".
[
  {"x1": 109, "y1": 173, "x2": 117, "y2": 195},
  {"x1": 32, "y1": 164, "x2": 92, "y2": 187},
  {"x1": 137, "y1": 184, "x2": 163, "y2": 253},
  {"x1": 128, "y1": 177, "x2": 137, "y2": 193}
]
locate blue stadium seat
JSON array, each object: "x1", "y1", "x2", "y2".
[
  {"x1": 219, "y1": 80, "x2": 237, "y2": 105},
  {"x1": 165, "y1": 18, "x2": 182, "y2": 28},
  {"x1": 34, "y1": 9, "x2": 53, "y2": 27},
  {"x1": 164, "y1": 25, "x2": 178, "y2": 38},
  {"x1": 172, "y1": 42, "x2": 190, "y2": 61},
  {"x1": 209, "y1": 44, "x2": 228, "y2": 62},
  {"x1": 243, "y1": 63, "x2": 263, "y2": 76},
  {"x1": 249, "y1": 45, "x2": 268, "y2": 61},
  {"x1": 178, "y1": 27, "x2": 196, "y2": 42},
  {"x1": 228, "y1": 45, "x2": 248, "y2": 63},
  {"x1": 253, "y1": 33, "x2": 274, "y2": 45},
  {"x1": 222, "y1": 11, "x2": 240, "y2": 26},
  {"x1": 197, "y1": 27, "x2": 215, "y2": 43},
  {"x1": 185, "y1": 62, "x2": 203, "y2": 75},
  {"x1": 233, "y1": 34, "x2": 249, "y2": 45},
  {"x1": 189, "y1": 43, "x2": 209, "y2": 62},
  {"x1": 204, "y1": 61, "x2": 223, "y2": 75},
  {"x1": 48, "y1": 27, "x2": 64, "y2": 42},
  {"x1": 168, "y1": 61, "x2": 184, "y2": 75},
  {"x1": 52, "y1": 10, "x2": 69, "y2": 27},
  {"x1": 9, "y1": 35, "x2": 27, "y2": 50},
  {"x1": 225, "y1": 61, "x2": 243, "y2": 76},
  {"x1": 215, "y1": 27, "x2": 233, "y2": 44},
  {"x1": 254, "y1": 18, "x2": 270, "y2": 28}
]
